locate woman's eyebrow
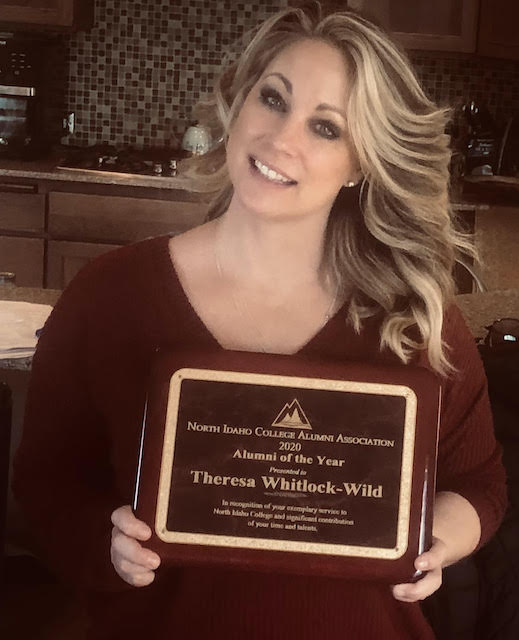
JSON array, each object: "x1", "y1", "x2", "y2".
[
  {"x1": 263, "y1": 72, "x2": 292, "y2": 93},
  {"x1": 316, "y1": 103, "x2": 347, "y2": 121}
]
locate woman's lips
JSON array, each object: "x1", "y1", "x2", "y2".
[{"x1": 249, "y1": 156, "x2": 297, "y2": 185}]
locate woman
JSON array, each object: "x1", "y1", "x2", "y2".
[{"x1": 13, "y1": 5, "x2": 506, "y2": 639}]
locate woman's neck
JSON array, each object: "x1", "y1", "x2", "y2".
[{"x1": 214, "y1": 206, "x2": 332, "y2": 298}]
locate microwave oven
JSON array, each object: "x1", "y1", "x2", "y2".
[{"x1": 0, "y1": 35, "x2": 52, "y2": 159}]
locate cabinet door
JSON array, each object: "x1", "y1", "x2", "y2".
[
  {"x1": 348, "y1": 0, "x2": 479, "y2": 52},
  {"x1": 48, "y1": 192, "x2": 208, "y2": 244},
  {"x1": 0, "y1": 186, "x2": 44, "y2": 234},
  {"x1": 0, "y1": 0, "x2": 92, "y2": 29},
  {"x1": 46, "y1": 240, "x2": 122, "y2": 290},
  {"x1": 0, "y1": 236, "x2": 43, "y2": 287},
  {"x1": 478, "y1": 0, "x2": 519, "y2": 61}
]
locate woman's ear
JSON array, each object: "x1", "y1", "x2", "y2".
[{"x1": 343, "y1": 172, "x2": 363, "y2": 188}]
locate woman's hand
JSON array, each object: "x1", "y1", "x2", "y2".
[
  {"x1": 391, "y1": 537, "x2": 447, "y2": 602},
  {"x1": 392, "y1": 491, "x2": 481, "y2": 602},
  {"x1": 110, "y1": 505, "x2": 161, "y2": 587}
]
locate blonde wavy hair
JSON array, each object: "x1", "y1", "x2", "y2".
[{"x1": 185, "y1": 3, "x2": 473, "y2": 375}]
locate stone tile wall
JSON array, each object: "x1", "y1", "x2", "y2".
[{"x1": 52, "y1": 0, "x2": 519, "y2": 148}]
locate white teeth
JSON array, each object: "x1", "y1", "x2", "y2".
[{"x1": 254, "y1": 158, "x2": 292, "y2": 184}]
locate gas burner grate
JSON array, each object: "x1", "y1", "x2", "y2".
[{"x1": 56, "y1": 144, "x2": 187, "y2": 177}]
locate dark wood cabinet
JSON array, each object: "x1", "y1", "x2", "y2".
[
  {"x1": 0, "y1": 236, "x2": 44, "y2": 287},
  {"x1": 0, "y1": 181, "x2": 45, "y2": 286},
  {"x1": 46, "y1": 190, "x2": 208, "y2": 289},
  {"x1": 47, "y1": 191, "x2": 208, "y2": 245},
  {"x1": 0, "y1": 189, "x2": 44, "y2": 234},
  {"x1": 0, "y1": 0, "x2": 93, "y2": 30},
  {"x1": 478, "y1": 0, "x2": 519, "y2": 61},
  {"x1": 319, "y1": 1, "x2": 519, "y2": 59},
  {"x1": 347, "y1": 0, "x2": 479, "y2": 52},
  {"x1": 0, "y1": 176, "x2": 209, "y2": 290},
  {"x1": 46, "y1": 240, "x2": 122, "y2": 290}
]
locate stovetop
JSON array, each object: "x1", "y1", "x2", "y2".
[{"x1": 56, "y1": 144, "x2": 187, "y2": 178}]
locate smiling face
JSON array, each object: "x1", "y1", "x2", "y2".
[{"x1": 225, "y1": 38, "x2": 360, "y2": 223}]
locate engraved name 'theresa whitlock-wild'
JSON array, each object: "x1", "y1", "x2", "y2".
[{"x1": 190, "y1": 470, "x2": 383, "y2": 498}]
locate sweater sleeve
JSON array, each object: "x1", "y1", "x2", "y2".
[
  {"x1": 12, "y1": 263, "x2": 134, "y2": 593},
  {"x1": 434, "y1": 304, "x2": 507, "y2": 548}
]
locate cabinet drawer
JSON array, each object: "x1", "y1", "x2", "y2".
[
  {"x1": 46, "y1": 240, "x2": 123, "y2": 290},
  {"x1": 48, "y1": 192, "x2": 208, "y2": 243},
  {"x1": 0, "y1": 191, "x2": 45, "y2": 233},
  {"x1": 0, "y1": 236, "x2": 44, "y2": 287}
]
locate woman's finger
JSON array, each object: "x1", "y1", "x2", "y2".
[
  {"x1": 111, "y1": 527, "x2": 160, "y2": 570},
  {"x1": 116, "y1": 565, "x2": 156, "y2": 588},
  {"x1": 392, "y1": 567, "x2": 442, "y2": 602},
  {"x1": 414, "y1": 537, "x2": 447, "y2": 572},
  {"x1": 115, "y1": 556, "x2": 157, "y2": 576},
  {"x1": 111, "y1": 504, "x2": 151, "y2": 541}
]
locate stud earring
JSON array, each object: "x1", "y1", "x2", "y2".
[{"x1": 344, "y1": 180, "x2": 356, "y2": 188}]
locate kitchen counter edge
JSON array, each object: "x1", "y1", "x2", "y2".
[{"x1": 0, "y1": 161, "x2": 204, "y2": 192}]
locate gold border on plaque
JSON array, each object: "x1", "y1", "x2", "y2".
[{"x1": 155, "y1": 368, "x2": 417, "y2": 560}]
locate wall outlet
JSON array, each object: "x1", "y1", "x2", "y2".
[{"x1": 62, "y1": 112, "x2": 75, "y2": 135}]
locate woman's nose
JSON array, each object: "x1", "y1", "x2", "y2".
[{"x1": 270, "y1": 116, "x2": 303, "y2": 154}]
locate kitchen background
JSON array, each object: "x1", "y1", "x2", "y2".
[
  {"x1": 42, "y1": 0, "x2": 519, "y2": 149},
  {"x1": 2, "y1": 3, "x2": 519, "y2": 637}
]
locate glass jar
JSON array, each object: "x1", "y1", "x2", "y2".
[{"x1": 0, "y1": 272, "x2": 16, "y2": 287}]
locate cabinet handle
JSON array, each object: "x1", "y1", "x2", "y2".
[{"x1": 0, "y1": 182, "x2": 37, "y2": 194}]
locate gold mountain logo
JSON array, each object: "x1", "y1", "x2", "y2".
[{"x1": 272, "y1": 399, "x2": 312, "y2": 430}]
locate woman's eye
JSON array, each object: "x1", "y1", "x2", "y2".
[
  {"x1": 259, "y1": 87, "x2": 286, "y2": 112},
  {"x1": 313, "y1": 120, "x2": 340, "y2": 140}
]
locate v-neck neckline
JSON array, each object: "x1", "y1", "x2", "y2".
[{"x1": 157, "y1": 235, "x2": 347, "y2": 356}]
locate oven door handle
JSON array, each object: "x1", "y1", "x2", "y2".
[{"x1": 0, "y1": 85, "x2": 35, "y2": 97}]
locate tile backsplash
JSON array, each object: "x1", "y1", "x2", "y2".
[
  {"x1": 62, "y1": 0, "x2": 289, "y2": 148},
  {"x1": 53, "y1": 0, "x2": 519, "y2": 148},
  {"x1": 411, "y1": 52, "x2": 519, "y2": 131}
]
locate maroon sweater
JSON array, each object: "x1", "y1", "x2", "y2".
[{"x1": 13, "y1": 236, "x2": 507, "y2": 640}]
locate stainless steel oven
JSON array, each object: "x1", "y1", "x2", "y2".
[{"x1": 0, "y1": 35, "x2": 49, "y2": 159}]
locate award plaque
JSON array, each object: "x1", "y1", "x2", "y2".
[{"x1": 133, "y1": 349, "x2": 441, "y2": 583}]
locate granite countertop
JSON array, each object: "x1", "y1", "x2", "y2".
[
  {"x1": 0, "y1": 153, "x2": 203, "y2": 192},
  {"x1": 1, "y1": 357, "x2": 31, "y2": 371},
  {"x1": 0, "y1": 285, "x2": 62, "y2": 306},
  {"x1": 0, "y1": 286, "x2": 62, "y2": 371},
  {"x1": 455, "y1": 288, "x2": 519, "y2": 339}
]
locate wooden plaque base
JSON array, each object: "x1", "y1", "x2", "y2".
[{"x1": 133, "y1": 349, "x2": 441, "y2": 583}]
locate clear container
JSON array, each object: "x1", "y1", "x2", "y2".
[{"x1": 0, "y1": 272, "x2": 16, "y2": 287}]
